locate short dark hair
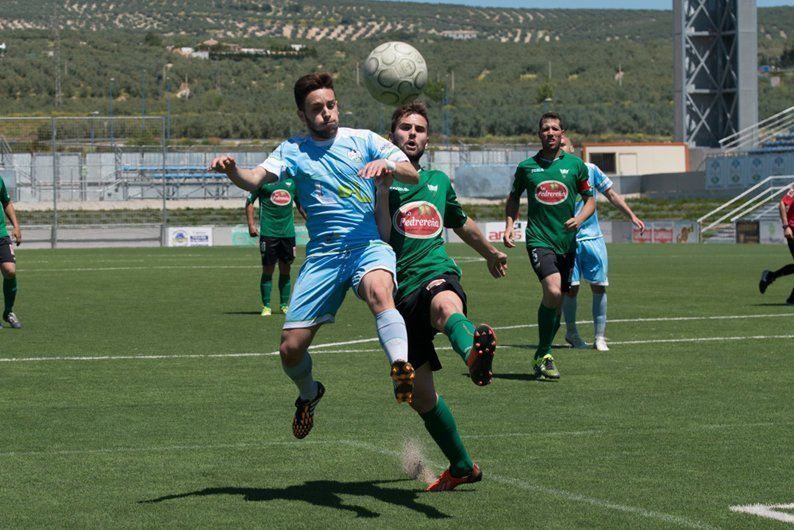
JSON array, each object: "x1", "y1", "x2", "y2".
[
  {"x1": 390, "y1": 101, "x2": 430, "y2": 134},
  {"x1": 293, "y1": 72, "x2": 334, "y2": 110},
  {"x1": 538, "y1": 111, "x2": 564, "y2": 131}
]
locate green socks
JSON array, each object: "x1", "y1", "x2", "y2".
[
  {"x1": 260, "y1": 273, "x2": 272, "y2": 307},
  {"x1": 3, "y1": 277, "x2": 16, "y2": 314},
  {"x1": 278, "y1": 274, "x2": 291, "y2": 306},
  {"x1": 536, "y1": 303, "x2": 558, "y2": 361},
  {"x1": 443, "y1": 313, "x2": 475, "y2": 363},
  {"x1": 420, "y1": 395, "x2": 474, "y2": 477}
]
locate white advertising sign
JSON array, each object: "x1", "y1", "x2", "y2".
[
  {"x1": 485, "y1": 221, "x2": 525, "y2": 243},
  {"x1": 167, "y1": 227, "x2": 214, "y2": 247}
]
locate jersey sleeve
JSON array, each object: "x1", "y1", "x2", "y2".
[
  {"x1": 245, "y1": 191, "x2": 257, "y2": 205},
  {"x1": 590, "y1": 164, "x2": 613, "y2": 194},
  {"x1": 444, "y1": 179, "x2": 468, "y2": 229},
  {"x1": 576, "y1": 161, "x2": 593, "y2": 196},
  {"x1": 509, "y1": 166, "x2": 526, "y2": 200},
  {"x1": 366, "y1": 131, "x2": 409, "y2": 163},
  {"x1": 258, "y1": 141, "x2": 291, "y2": 180},
  {"x1": 0, "y1": 178, "x2": 8, "y2": 206}
]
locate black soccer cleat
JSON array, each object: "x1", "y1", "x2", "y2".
[
  {"x1": 292, "y1": 381, "x2": 325, "y2": 439},
  {"x1": 390, "y1": 360, "x2": 415, "y2": 404},
  {"x1": 759, "y1": 270, "x2": 774, "y2": 294}
]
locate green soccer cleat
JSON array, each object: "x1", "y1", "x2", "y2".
[
  {"x1": 534, "y1": 354, "x2": 560, "y2": 380},
  {"x1": 280, "y1": 304, "x2": 289, "y2": 314},
  {"x1": 260, "y1": 306, "x2": 272, "y2": 317}
]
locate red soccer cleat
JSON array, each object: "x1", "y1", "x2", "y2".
[
  {"x1": 425, "y1": 463, "x2": 482, "y2": 492},
  {"x1": 467, "y1": 324, "x2": 496, "y2": 386}
]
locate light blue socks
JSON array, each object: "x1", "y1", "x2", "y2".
[
  {"x1": 282, "y1": 351, "x2": 318, "y2": 400},
  {"x1": 593, "y1": 292, "x2": 607, "y2": 338},
  {"x1": 375, "y1": 309, "x2": 409, "y2": 364}
]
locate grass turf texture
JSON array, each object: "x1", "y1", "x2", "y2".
[{"x1": 1, "y1": 244, "x2": 792, "y2": 528}]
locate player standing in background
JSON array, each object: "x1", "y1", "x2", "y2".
[
  {"x1": 759, "y1": 184, "x2": 794, "y2": 305},
  {"x1": 379, "y1": 102, "x2": 507, "y2": 491},
  {"x1": 210, "y1": 73, "x2": 419, "y2": 439},
  {"x1": 503, "y1": 113, "x2": 595, "y2": 380},
  {"x1": 559, "y1": 135, "x2": 645, "y2": 351},
  {"x1": 245, "y1": 178, "x2": 303, "y2": 316},
  {"x1": 0, "y1": 174, "x2": 22, "y2": 329}
]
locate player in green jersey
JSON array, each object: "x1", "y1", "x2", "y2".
[
  {"x1": 0, "y1": 175, "x2": 22, "y2": 329},
  {"x1": 245, "y1": 178, "x2": 303, "y2": 316},
  {"x1": 503, "y1": 112, "x2": 595, "y2": 380},
  {"x1": 378, "y1": 102, "x2": 508, "y2": 491}
]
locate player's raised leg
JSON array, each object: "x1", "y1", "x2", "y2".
[
  {"x1": 430, "y1": 288, "x2": 496, "y2": 386},
  {"x1": 356, "y1": 260, "x2": 414, "y2": 403},
  {"x1": 280, "y1": 326, "x2": 324, "y2": 439}
]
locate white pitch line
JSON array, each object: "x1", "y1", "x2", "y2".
[
  {"x1": 339, "y1": 439, "x2": 714, "y2": 529},
  {"x1": 2, "y1": 313, "x2": 791, "y2": 364},
  {"x1": 2, "y1": 332, "x2": 791, "y2": 363},
  {"x1": 494, "y1": 312, "x2": 794, "y2": 331},
  {"x1": 730, "y1": 503, "x2": 794, "y2": 523}
]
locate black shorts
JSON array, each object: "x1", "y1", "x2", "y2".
[
  {"x1": 396, "y1": 273, "x2": 468, "y2": 372},
  {"x1": 788, "y1": 237, "x2": 794, "y2": 260},
  {"x1": 527, "y1": 246, "x2": 576, "y2": 293},
  {"x1": 260, "y1": 237, "x2": 296, "y2": 266},
  {"x1": 0, "y1": 236, "x2": 15, "y2": 264}
]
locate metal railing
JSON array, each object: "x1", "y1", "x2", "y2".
[
  {"x1": 719, "y1": 105, "x2": 794, "y2": 154},
  {"x1": 697, "y1": 175, "x2": 794, "y2": 240}
]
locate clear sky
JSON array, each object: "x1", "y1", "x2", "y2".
[{"x1": 392, "y1": 0, "x2": 793, "y2": 9}]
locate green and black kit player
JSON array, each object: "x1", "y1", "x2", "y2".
[
  {"x1": 245, "y1": 178, "x2": 300, "y2": 316},
  {"x1": 0, "y1": 175, "x2": 22, "y2": 329}
]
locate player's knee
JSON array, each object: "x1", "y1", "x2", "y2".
[
  {"x1": 567, "y1": 285, "x2": 579, "y2": 297},
  {"x1": 278, "y1": 336, "x2": 305, "y2": 365},
  {"x1": 591, "y1": 284, "x2": 606, "y2": 294}
]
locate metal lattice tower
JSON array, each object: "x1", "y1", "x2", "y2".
[{"x1": 673, "y1": 0, "x2": 758, "y2": 147}]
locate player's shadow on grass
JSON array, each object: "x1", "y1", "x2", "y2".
[
  {"x1": 223, "y1": 311, "x2": 268, "y2": 316},
  {"x1": 750, "y1": 303, "x2": 794, "y2": 307},
  {"x1": 140, "y1": 478, "x2": 451, "y2": 519}
]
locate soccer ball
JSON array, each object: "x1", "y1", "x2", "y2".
[{"x1": 363, "y1": 41, "x2": 428, "y2": 105}]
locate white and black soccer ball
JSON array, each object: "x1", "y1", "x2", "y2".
[{"x1": 363, "y1": 41, "x2": 428, "y2": 105}]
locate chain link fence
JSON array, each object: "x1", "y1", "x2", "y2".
[{"x1": 0, "y1": 116, "x2": 531, "y2": 248}]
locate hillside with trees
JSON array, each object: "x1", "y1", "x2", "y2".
[{"x1": 0, "y1": 1, "x2": 791, "y2": 141}]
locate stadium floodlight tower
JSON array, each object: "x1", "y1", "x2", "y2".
[{"x1": 673, "y1": 0, "x2": 758, "y2": 147}]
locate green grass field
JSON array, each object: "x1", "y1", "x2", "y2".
[{"x1": 1, "y1": 243, "x2": 792, "y2": 528}]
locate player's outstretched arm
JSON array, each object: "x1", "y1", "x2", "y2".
[
  {"x1": 4, "y1": 201, "x2": 21, "y2": 245},
  {"x1": 208, "y1": 155, "x2": 275, "y2": 192},
  {"x1": 503, "y1": 194, "x2": 520, "y2": 248},
  {"x1": 245, "y1": 202, "x2": 258, "y2": 237},
  {"x1": 358, "y1": 160, "x2": 418, "y2": 184},
  {"x1": 603, "y1": 188, "x2": 645, "y2": 233},
  {"x1": 565, "y1": 194, "x2": 595, "y2": 232},
  {"x1": 453, "y1": 218, "x2": 507, "y2": 278}
]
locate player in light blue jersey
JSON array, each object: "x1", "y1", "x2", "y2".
[
  {"x1": 559, "y1": 136, "x2": 645, "y2": 351},
  {"x1": 210, "y1": 73, "x2": 419, "y2": 439}
]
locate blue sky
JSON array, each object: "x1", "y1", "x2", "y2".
[{"x1": 399, "y1": 0, "x2": 793, "y2": 9}]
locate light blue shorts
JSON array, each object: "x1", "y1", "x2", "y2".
[
  {"x1": 571, "y1": 238, "x2": 609, "y2": 286},
  {"x1": 284, "y1": 242, "x2": 397, "y2": 329}
]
